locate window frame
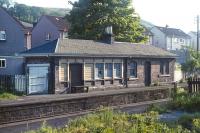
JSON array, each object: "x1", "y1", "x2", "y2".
[
  {"x1": 45, "y1": 33, "x2": 51, "y2": 41},
  {"x1": 114, "y1": 63, "x2": 121, "y2": 78},
  {"x1": 105, "y1": 63, "x2": 113, "y2": 78},
  {"x1": 160, "y1": 61, "x2": 169, "y2": 75},
  {"x1": 95, "y1": 63, "x2": 104, "y2": 79},
  {"x1": 0, "y1": 30, "x2": 6, "y2": 41},
  {"x1": 0, "y1": 59, "x2": 6, "y2": 68},
  {"x1": 128, "y1": 61, "x2": 137, "y2": 78}
]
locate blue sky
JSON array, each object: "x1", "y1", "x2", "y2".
[{"x1": 13, "y1": 0, "x2": 200, "y2": 33}]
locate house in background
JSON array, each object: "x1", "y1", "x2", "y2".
[
  {"x1": 0, "y1": 7, "x2": 32, "y2": 75},
  {"x1": 143, "y1": 27, "x2": 153, "y2": 45},
  {"x1": 32, "y1": 15, "x2": 69, "y2": 48},
  {"x1": 150, "y1": 26, "x2": 191, "y2": 51},
  {"x1": 188, "y1": 31, "x2": 200, "y2": 51},
  {"x1": 22, "y1": 34, "x2": 176, "y2": 94}
]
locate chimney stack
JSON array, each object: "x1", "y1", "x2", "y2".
[{"x1": 104, "y1": 26, "x2": 114, "y2": 44}]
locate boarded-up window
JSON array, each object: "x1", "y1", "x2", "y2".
[
  {"x1": 59, "y1": 64, "x2": 67, "y2": 82},
  {"x1": 85, "y1": 63, "x2": 94, "y2": 80}
]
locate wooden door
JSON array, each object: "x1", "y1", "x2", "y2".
[
  {"x1": 69, "y1": 64, "x2": 83, "y2": 86},
  {"x1": 145, "y1": 61, "x2": 151, "y2": 86}
]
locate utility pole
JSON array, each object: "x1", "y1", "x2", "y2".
[{"x1": 197, "y1": 15, "x2": 199, "y2": 53}]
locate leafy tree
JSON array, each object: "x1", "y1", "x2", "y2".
[
  {"x1": 0, "y1": 0, "x2": 11, "y2": 8},
  {"x1": 182, "y1": 48, "x2": 200, "y2": 77},
  {"x1": 67, "y1": 0, "x2": 147, "y2": 43}
]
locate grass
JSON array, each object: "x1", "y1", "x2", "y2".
[{"x1": 0, "y1": 91, "x2": 19, "y2": 100}]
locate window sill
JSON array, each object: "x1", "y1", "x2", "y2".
[
  {"x1": 159, "y1": 74, "x2": 171, "y2": 77},
  {"x1": 114, "y1": 77, "x2": 122, "y2": 80},
  {"x1": 128, "y1": 77, "x2": 139, "y2": 81}
]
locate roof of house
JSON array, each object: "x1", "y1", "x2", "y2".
[
  {"x1": 44, "y1": 15, "x2": 68, "y2": 31},
  {"x1": 156, "y1": 26, "x2": 190, "y2": 38},
  {"x1": 22, "y1": 39, "x2": 176, "y2": 58},
  {"x1": 0, "y1": 7, "x2": 32, "y2": 34}
]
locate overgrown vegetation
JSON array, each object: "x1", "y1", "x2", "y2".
[
  {"x1": 26, "y1": 108, "x2": 192, "y2": 133},
  {"x1": 0, "y1": 91, "x2": 18, "y2": 100}
]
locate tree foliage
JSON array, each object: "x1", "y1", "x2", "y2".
[
  {"x1": 0, "y1": 1, "x2": 68, "y2": 23},
  {"x1": 182, "y1": 48, "x2": 200, "y2": 76},
  {"x1": 67, "y1": 0, "x2": 147, "y2": 43}
]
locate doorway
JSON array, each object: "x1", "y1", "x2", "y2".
[
  {"x1": 145, "y1": 61, "x2": 151, "y2": 86},
  {"x1": 69, "y1": 64, "x2": 83, "y2": 87}
]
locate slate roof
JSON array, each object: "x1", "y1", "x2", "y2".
[
  {"x1": 22, "y1": 39, "x2": 176, "y2": 58},
  {"x1": 44, "y1": 15, "x2": 68, "y2": 31},
  {"x1": 21, "y1": 39, "x2": 58, "y2": 54},
  {"x1": 156, "y1": 26, "x2": 190, "y2": 38}
]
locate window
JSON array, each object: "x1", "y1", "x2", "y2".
[
  {"x1": 160, "y1": 61, "x2": 169, "y2": 75},
  {"x1": 63, "y1": 32, "x2": 68, "y2": 38},
  {"x1": 85, "y1": 63, "x2": 94, "y2": 80},
  {"x1": 0, "y1": 30, "x2": 6, "y2": 40},
  {"x1": 180, "y1": 38, "x2": 184, "y2": 44},
  {"x1": 0, "y1": 59, "x2": 6, "y2": 68},
  {"x1": 128, "y1": 62, "x2": 137, "y2": 78},
  {"x1": 105, "y1": 63, "x2": 112, "y2": 78},
  {"x1": 95, "y1": 63, "x2": 104, "y2": 79},
  {"x1": 59, "y1": 63, "x2": 67, "y2": 82},
  {"x1": 45, "y1": 33, "x2": 51, "y2": 41},
  {"x1": 114, "y1": 63, "x2": 121, "y2": 78}
]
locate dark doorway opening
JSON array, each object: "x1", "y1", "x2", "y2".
[
  {"x1": 145, "y1": 61, "x2": 151, "y2": 86},
  {"x1": 69, "y1": 64, "x2": 83, "y2": 87}
]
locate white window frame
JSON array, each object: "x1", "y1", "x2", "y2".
[
  {"x1": 0, "y1": 30, "x2": 6, "y2": 41},
  {"x1": 128, "y1": 62, "x2": 137, "y2": 78},
  {"x1": 114, "y1": 63, "x2": 121, "y2": 78},
  {"x1": 63, "y1": 32, "x2": 68, "y2": 38},
  {"x1": 0, "y1": 59, "x2": 6, "y2": 68},
  {"x1": 45, "y1": 33, "x2": 51, "y2": 41},
  {"x1": 105, "y1": 63, "x2": 113, "y2": 78},
  {"x1": 95, "y1": 63, "x2": 104, "y2": 79}
]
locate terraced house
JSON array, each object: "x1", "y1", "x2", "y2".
[
  {"x1": 0, "y1": 7, "x2": 32, "y2": 75},
  {"x1": 22, "y1": 32, "x2": 176, "y2": 95}
]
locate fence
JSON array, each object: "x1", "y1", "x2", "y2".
[
  {"x1": 0, "y1": 75, "x2": 27, "y2": 94},
  {"x1": 188, "y1": 77, "x2": 200, "y2": 93}
]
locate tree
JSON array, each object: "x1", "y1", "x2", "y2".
[
  {"x1": 0, "y1": 0, "x2": 11, "y2": 8},
  {"x1": 182, "y1": 48, "x2": 200, "y2": 77},
  {"x1": 67, "y1": 0, "x2": 147, "y2": 43}
]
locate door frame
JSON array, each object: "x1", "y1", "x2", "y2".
[{"x1": 144, "y1": 61, "x2": 151, "y2": 86}]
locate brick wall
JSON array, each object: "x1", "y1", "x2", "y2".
[{"x1": 0, "y1": 87, "x2": 170, "y2": 124}]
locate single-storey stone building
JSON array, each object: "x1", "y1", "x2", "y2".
[{"x1": 22, "y1": 38, "x2": 176, "y2": 94}]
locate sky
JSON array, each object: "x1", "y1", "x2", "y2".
[{"x1": 13, "y1": 0, "x2": 200, "y2": 33}]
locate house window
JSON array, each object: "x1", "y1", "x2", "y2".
[
  {"x1": 59, "y1": 63, "x2": 68, "y2": 82},
  {"x1": 45, "y1": 33, "x2": 51, "y2": 41},
  {"x1": 63, "y1": 32, "x2": 68, "y2": 38},
  {"x1": 0, "y1": 59, "x2": 6, "y2": 68},
  {"x1": 95, "y1": 63, "x2": 104, "y2": 79},
  {"x1": 0, "y1": 30, "x2": 6, "y2": 40},
  {"x1": 160, "y1": 61, "x2": 169, "y2": 75},
  {"x1": 128, "y1": 62, "x2": 137, "y2": 78},
  {"x1": 180, "y1": 38, "x2": 184, "y2": 44},
  {"x1": 114, "y1": 63, "x2": 121, "y2": 78},
  {"x1": 105, "y1": 63, "x2": 112, "y2": 78}
]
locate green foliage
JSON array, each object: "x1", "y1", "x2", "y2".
[
  {"x1": 170, "y1": 91, "x2": 200, "y2": 112},
  {"x1": 1, "y1": 1, "x2": 68, "y2": 23},
  {"x1": 0, "y1": 91, "x2": 18, "y2": 100},
  {"x1": 182, "y1": 48, "x2": 200, "y2": 76},
  {"x1": 146, "y1": 104, "x2": 169, "y2": 114},
  {"x1": 67, "y1": 0, "x2": 147, "y2": 43},
  {"x1": 26, "y1": 108, "x2": 191, "y2": 133}
]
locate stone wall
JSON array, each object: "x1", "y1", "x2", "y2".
[{"x1": 0, "y1": 87, "x2": 170, "y2": 125}]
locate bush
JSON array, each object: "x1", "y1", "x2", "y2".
[
  {"x1": 26, "y1": 108, "x2": 191, "y2": 133},
  {"x1": 0, "y1": 91, "x2": 18, "y2": 100}
]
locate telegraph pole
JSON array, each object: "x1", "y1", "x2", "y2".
[{"x1": 197, "y1": 15, "x2": 199, "y2": 53}]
